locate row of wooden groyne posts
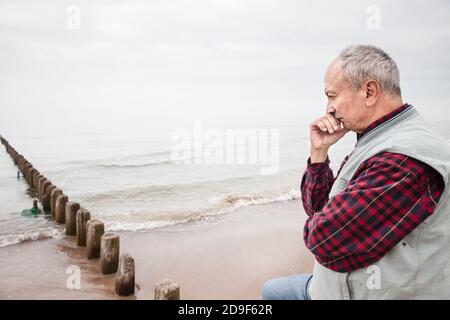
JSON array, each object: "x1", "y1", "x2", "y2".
[{"x1": 0, "y1": 135, "x2": 180, "y2": 300}]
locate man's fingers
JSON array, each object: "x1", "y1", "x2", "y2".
[
  {"x1": 316, "y1": 120, "x2": 328, "y2": 132},
  {"x1": 325, "y1": 113, "x2": 341, "y2": 130},
  {"x1": 310, "y1": 119, "x2": 326, "y2": 132},
  {"x1": 311, "y1": 118, "x2": 336, "y2": 133},
  {"x1": 310, "y1": 113, "x2": 345, "y2": 134},
  {"x1": 321, "y1": 117, "x2": 336, "y2": 133}
]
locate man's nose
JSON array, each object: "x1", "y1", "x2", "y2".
[{"x1": 327, "y1": 106, "x2": 336, "y2": 114}]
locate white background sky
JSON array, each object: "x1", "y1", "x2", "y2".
[{"x1": 1, "y1": 0, "x2": 449, "y2": 136}]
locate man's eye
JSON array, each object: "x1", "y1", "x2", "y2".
[{"x1": 328, "y1": 96, "x2": 336, "y2": 100}]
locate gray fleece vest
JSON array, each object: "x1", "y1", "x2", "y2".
[{"x1": 308, "y1": 106, "x2": 450, "y2": 299}]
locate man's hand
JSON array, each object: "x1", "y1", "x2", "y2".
[{"x1": 309, "y1": 108, "x2": 349, "y2": 163}]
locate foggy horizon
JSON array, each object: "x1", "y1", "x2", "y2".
[{"x1": 1, "y1": 0, "x2": 450, "y2": 137}]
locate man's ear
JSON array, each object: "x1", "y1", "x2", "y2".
[{"x1": 365, "y1": 79, "x2": 380, "y2": 106}]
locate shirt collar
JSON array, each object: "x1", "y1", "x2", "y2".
[{"x1": 357, "y1": 103, "x2": 411, "y2": 141}]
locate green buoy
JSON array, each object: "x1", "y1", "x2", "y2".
[
  {"x1": 21, "y1": 208, "x2": 39, "y2": 217},
  {"x1": 21, "y1": 199, "x2": 40, "y2": 217}
]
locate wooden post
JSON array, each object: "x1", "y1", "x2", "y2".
[
  {"x1": 18, "y1": 159, "x2": 24, "y2": 175},
  {"x1": 32, "y1": 199, "x2": 38, "y2": 210},
  {"x1": 50, "y1": 188, "x2": 63, "y2": 218},
  {"x1": 17, "y1": 171, "x2": 20, "y2": 180},
  {"x1": 38, "y1": 176, "x2": 46, "y2": 196},
  {"x1": 18, "y1": 158, "x2": 23, "y2": 174},
  {"x1": 76, "y1": 209, "x2": 91, "y2": 246},
  {"x1": 42, "y1": 184, "x2": 56, "y2": 213},
  {"x1": 17, "y1": 156, "x2": 23, "y2": 171},
  {"x1": 65, "y1": 201, "x2": 80, "y2": 236},
  {"x1": 55, "y1": 194, "x2": 68, "y2": 224},
  {"x1": 39, "y1": 180, "x2": 50, "y2": 201},
  {"x1": 86, "y1": 219, "x2": 104, "y2": 259},
  {"x1": 33, "y1": 170, "x2": 40, "y2": 184},
  {"x1": 154, "y1": 279, "x2": 180, "y2": 300},
  {"x1": 36, "y1": 176, "x2": 45, "y2": 197},
  {"x1": 115, "y1": 254, "x2": 135, "y2": 296},
  {"x1": 100, "y1": 233, "x2": 120, "y2": 274},
  {"x1": 25, "y1": 164, "x2": 32, "y2": 186},
  {"x1": 30, "y1": 169, "x2": 38, "y2": 189},
  {"x1": 20, "y1": 160, "x2": 26, "y2": 176}
]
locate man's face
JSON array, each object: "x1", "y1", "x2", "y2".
[{"x1": 324, "y1": 60, "x2": 367, "y2": 133}]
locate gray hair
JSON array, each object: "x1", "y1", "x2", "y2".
[{"x1": 338, "y1": 45, "x2": 401, "y2": 96}]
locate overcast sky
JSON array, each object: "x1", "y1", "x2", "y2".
[{"x1": 1, "y1": 0, "x2": 450, "y2": 136}]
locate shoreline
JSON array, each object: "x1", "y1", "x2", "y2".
[{"x1": 0, "y1": 199, "x2": 314, "y2": 300}]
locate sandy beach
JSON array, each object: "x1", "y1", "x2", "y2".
[{"x1": 0, "y1": 199, "x2": 314, "y2": 300}]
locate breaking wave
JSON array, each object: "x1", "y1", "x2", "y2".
[
  {"x1": 0, "y1": 228, "x2": 64, "y2": 248},
  {"x1": 104, "y1": 189, "x2": 301, "y2": 231}
]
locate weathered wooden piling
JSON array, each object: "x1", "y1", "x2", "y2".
[
  {"x1": 76, "y1": 209, "x2": 91, "y2": 246},
  {"x1": 55, "y1": 194, "x2": 68, "y2": 224},
  {"x1": 16, "y1": 154, "x2": 23, "y2": 165},
  {"x1": 17, "y1": 158, "x2": 23, "y2": 173},
  {"x1": 42, "y1": 184, "x2": 56, "y2": 212},
  {"x1": 25, "y1": 164, "x2": 32, "y2": 185},
  {"x1": 17, "y1": 156, "x2": 25, "y2": 172},
  {"x1": 39, "y1": 180, "x2": 51, "y2": 201},
  {"x1": 36, "y1": 175, "x2": 45, "y2": 197},
  {"x1": 86, "y1": 219, "x2": 105, "y2": 259},
  {"x1": 19, "y1": 159, "x2": 26, "y2": 175},
  {"x1": 50, "y1": 188, "x2": 63, "y2": 218},
  {"x1": 115, "y1": 254, "x2": 135, "y2": 296},
  {"x1": 2, "y1": 136, "x2": 142, "y2": 298},
  {"x1": 39, "y1": 179, "x2": 49, "y2": 199},
  {"x1": 100, "y1": 233, "x2": 120, "y2": 274},
  {"x1": 30, "y1": 168, "x2": 38, "y2": 189},
  {"x1": 32, "y1": 168, "x2": 39, "y2": 179},
  {"x1": 65, "y1": 201, "x2": 80, "y2": 236},
  {"x1": 154, "y1": 279, "x2": 180, "y2": 300}
]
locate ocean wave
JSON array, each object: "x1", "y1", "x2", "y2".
[
  {"x1": 95, "y1": 159, "x2": 173, "y2": 169},
  {"x1": 104, "y1": 189, "x2": 301, "y2": 232},
  {"x1": 105, "y1": 219, "x2": 184, "y2": 232},
  {"x1": 0, "y1": 190, "x2": 301, "y2": 243},
  {"x1": 45, "y1": 158, "x2": 175, "y2": 175},
  {"x1": 0, "y1": 228, "x2": 64, "y2": 248},
  {"x1": 79, "y1": 175, "x2": 249, "y2": 202},
  {"x1": 220, "y1": 190, "x2": 300, "y2": 207},
  {"x1": 43, "y1": 150, "x2": 176, "y2": 174}
]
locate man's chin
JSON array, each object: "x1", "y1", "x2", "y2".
[{"x1": 341, "y1": 122, "x2": 355, "y2": 132}]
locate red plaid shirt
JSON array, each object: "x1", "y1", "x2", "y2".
[{"x1": 301, "y1": 104, "x2": 445, "y2": 272}]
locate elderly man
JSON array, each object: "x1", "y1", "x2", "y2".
[{"x1": 262, "y1": 45, "x2": 450, "y2": 299}]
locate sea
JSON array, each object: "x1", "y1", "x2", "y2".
[{"x1": 1, "y1": 119, "x2": 449, "y2": 248}]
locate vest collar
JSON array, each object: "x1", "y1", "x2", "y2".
[{"x1": 356, "y1": 104, "x2": 417, "y2": 147}]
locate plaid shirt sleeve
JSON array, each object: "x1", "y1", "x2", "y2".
[
  {"x1": 301, "y1": 152, "x2": 444, "y2": 273},
  {"x1": 300, "y1": 157, "x2": 335, "y2": 215}
]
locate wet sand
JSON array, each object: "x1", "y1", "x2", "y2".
[{"x1": 0, "y1": 200, "x2": 313, "y2": 299}]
